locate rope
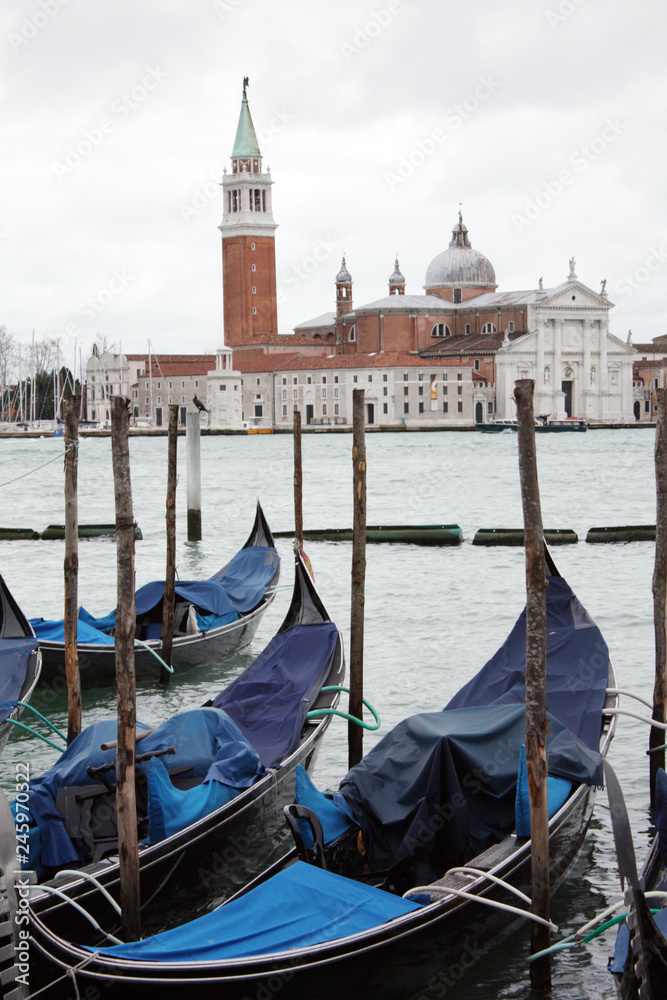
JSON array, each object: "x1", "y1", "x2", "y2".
[
  {"x1": 0, "y1": 445, "x2": 75, "y2": 489},
  {"x1": 2, "y1": 718, "x2": 66, "y2": 752},
  {"x1": 305, "y1": 686, "x2": 381, "y2": 731}
]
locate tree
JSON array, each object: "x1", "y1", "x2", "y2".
[{"x1": 0, "y1": 326, "x2": 17, "y2": 389}]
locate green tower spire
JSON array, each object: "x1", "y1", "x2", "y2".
[{"x1": 231, "y1": 77, "x2": 261, "y2": 158}]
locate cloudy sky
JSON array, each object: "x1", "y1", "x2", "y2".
[{"x1": 2, "y1": 0, "x2": 666, "y2": 368}]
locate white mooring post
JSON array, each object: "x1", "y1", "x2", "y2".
[{"x1": 186, "y1": 410, "x2": 202, "y2": 541}]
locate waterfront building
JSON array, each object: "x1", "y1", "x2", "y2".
[{"x1": 296, "y1": 215, "x2": 637, "y2": 424}]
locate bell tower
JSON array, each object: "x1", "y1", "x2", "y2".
[{"x1": 219, "y1": 79, "x2": 278, "y2": 346}]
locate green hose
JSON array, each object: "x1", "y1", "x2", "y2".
[{"x1": 306, "y1": 685, "x2": 381, "y2": 731}]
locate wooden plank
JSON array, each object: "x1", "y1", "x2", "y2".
[
  {"x1": 652, "y1": 388, "x2": 667, "y2": 804},
  {"x1": 349, "y1": 389, "x2": 366, "y2": 770},
  {"x1": 63, "y1": 392, "x2": 81, "y2": 745},
  {"x1": 514, "y1": 378, "x2": 551, "y2": 989},
  {"x1": 160, "y1": 404, "x2": 178, "y2": 684},
  {"x1": 110, "y1": 395, "x2": 141, "y2": 941},
  {"x1": 293, "y1": 409, "x2": 303, "y2": 551}
]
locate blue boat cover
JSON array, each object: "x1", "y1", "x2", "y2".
[
  {"x1": 33, "y1": 545, "x2": 280, "y2": 642},
  {"x1": 657, "y1": 768, "x2": 667, "y2": 864},
  {"x1": 0, "y1": 637, "x2": 38, "y2": 724},
  {"x1": 336, "y1": 704, "x2": 603, "y2": 881},
  {"x1": 30, "y1": 617, "x2": 116, "y2": 646},
  {"x1": 89, "y1": 861, "x2": 422, "y2": 961},
  {"x1": 212, "y1": 622, "x2": 339, "y2": 768},
  {"x1": 445, "y1": 575, "x2": 609, "y2": 751},
  {"x1": 25, "y1": 709, "x2": 264, "y2": 868},
  {"x1": 294, "y1": 764, "x2": 357, "y2": 847},
  {"x1": 610, "y1": 907, "x2": 667, "y2": 974},
  {"x1": 514, "y1": 744, "x2": 572, "y2": 837}
]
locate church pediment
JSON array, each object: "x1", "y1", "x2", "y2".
[{"x1": 539, "y1": 281, "x2": 612, "y2": 310}]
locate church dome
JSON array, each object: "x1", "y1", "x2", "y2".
[
  {"x1": 424, "y1": 214, "x2": 496, "y2": 291},
  {"x1": 336, "y1": 256, "x2": 352, "y2": 284}
]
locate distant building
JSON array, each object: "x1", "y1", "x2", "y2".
[{"x1": 295, "y1": 215, "x2": 637, "y2": 424}]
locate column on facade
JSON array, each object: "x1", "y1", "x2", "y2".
[
  {"x1": 535, "y1": 319, "x2": 545, "y2": 392},
  {"x1": 598, "y1": 320, "x2": 608, "y2": 391},
  {"x1": 552, "y1": 318, "x2": 563, "y2": 417},
  {"x1": 582, "y1": 319, "x2": 592, "y2": 418}
]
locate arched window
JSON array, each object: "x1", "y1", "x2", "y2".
[
  {"x1": 481, "y1": 323, "x2": 497, "y2": 334},
  {"x1": 431, "y1": 323, "x2": 451, "y2": 338},
  {"x1": 348, "y1": 325, "x2": 356, "y2": 342}
]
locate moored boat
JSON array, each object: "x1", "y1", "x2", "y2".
[
  {"x1": 13, "y1": 553, "x2": 618, "y2": 999},
  {"x1": 0, "y1": 545, "x2": 344, "y2": 992},
  {"x1": 0, "y1": 574, "x2": 41, "y2": 755},
  {"x1": 274, "y1": 524, "x2": 463, "y2": 546},
  {"x1": 31, "y1": 501, "x2": 280, "y2": 688}
]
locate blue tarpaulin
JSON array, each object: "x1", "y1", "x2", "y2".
[
  {"x1": 89, "y1": 861, "x2": 422, "y2": 961},
  {"x1": 0, "y1": 636, "x2": 38, "y2": 724},
  {"x1": 26, "y1": 709, "x2": 264, "y2": 868},
  {"x1": 337, "y1": 704, "x2": 603, "y2": 881},
  {"x1": 212, "y1": 622, "x2": 339, "y2": 768},
  {"x1": 32, "y1": 545, "x2": 279, "y2": 642},
  {"x1": 445, "y1": 575, "x2": 609, "y2": 751}
]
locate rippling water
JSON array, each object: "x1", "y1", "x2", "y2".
[{"x1": 0, "y1": 427, "x2": 659, "y2": 998}]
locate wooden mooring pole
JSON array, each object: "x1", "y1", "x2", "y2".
[
  {"x1": 294, "y1": 409, "x2": 303, "y2": 551},
  {"x1": 160, "y1": 404, "x2": 178, "y2": 685},
  {"x1": 651, "y1": 387, "x2": 667, "y2": 805},
  {"x1": 110, "y1": 396, "x2": 141, "y2": 941},
  {"x1": 349, "y1": 389, "x2": 366, "y2": 770},
  {"x1": 63, "y1": 391, "x2": 81, "y2": 745},
  {"x1": 186, "y1": 410, "x2": 202, "y2": 541},
  {"x1": 514, "y1": 379, "x2": 551, "y2": 990}
]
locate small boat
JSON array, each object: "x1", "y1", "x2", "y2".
[
  {"x1": 15, "y1": 553, "x2": 618, "y2": 999},
  {"x1": 607, "y1": 764, "x2": 667, "y2": 999},
  {"x1": 31, "y1": 502, "x2": 280, "y2": 688},
  {"x1": 1, "y1": 545, "x2": 344, "y2": 989},
  {"x1": 40, "y1": 523, "x2": 144, "y2": 540},
  {"x1": 535, "y1": 415, "x2": 588, "y2": 432},
  {"x1": 274, "y1": 524, "x2": 463, "y2": 546},
  {"x1": 0, "y1": 573, "x2": 42, "y2": 754},
  {"x1": 478, "y1": 418, "x2": 518, "y2": 432}
]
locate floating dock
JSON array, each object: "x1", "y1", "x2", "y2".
[
  {"x1": 274, "y1": 524, "x2": 463, "y2": 546},
  {"x1": 473, "y1": 528, "x2": 578, "y2": 546},
  {"x1": 585, "y1": 525, "x2": 656, "y2": 543}
]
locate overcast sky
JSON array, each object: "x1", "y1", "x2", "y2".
[{"x1": 2, "y1": 0, "x2": 666, "y2": 368}]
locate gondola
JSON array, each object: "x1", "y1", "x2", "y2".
[
  {"x1": 31, "y1": 501, "x2": 281, "y2": 688},
  {"x1": 273, "y1": 524, "x2": 463, "y2": 546},
  {"x1": 0, "y1": 545, "x2": 344, "y2": 996},
  {"x1": 0, "y1": 573, "x2": 41, "y2": 755},
  {"x1": 9, "y1": 554, "x2": 618, "y2": 1000},
  {"x1": 607, "y1": 764, "x2": 667, "y2": 999}
]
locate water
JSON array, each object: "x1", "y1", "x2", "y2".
[{"x1": 0, "y1": 428, "x2": 659, "y2": 998}]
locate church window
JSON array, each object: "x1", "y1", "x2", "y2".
[
  {"x1": 282, "y1": 405, "x2": 287, "y2": 416},
  {"x1": 353, "y1": 375, "x2": 358, "y2": 382},
  {"x1": 431, "y1": 323, "x2": 451, "y2": 338},
  {"x1": 195, "y1": 381, "x2": 199, "y2": 388},
  {"x1": 232, "y1": 190, "x2": 241, "y2": 212},
  {"x1": 383, "y1": 374, "x2": 387, "y2": 382},
  {"x1": 282, "y1": 378, "x2": 287, "y2": 384},
  {"x1": 256, "y1": 378, "x2": 260, "y2": 385},
  {"x1": 403, "y1": 373, "x2": 408, "y2": 381},
  {"x1": 157, "y1": 382, "x2": 161, "y2": 388},
  {"x1": 262, "y1": 191, "x2": 266, "y2": 211},
  {"x1": 334, "y1": 387, "x2": 339, "y2": 397},
  {"x1": 418, "y1": 373, "x2": 423, "y2": 381},
  {"x1": 655, "y1": 377, "x2": 659, "y2": 390},
  {"x1": 322, "y1": 388, "x2": 327, "y2": 398},
  {"x1": 157, "y1": 396, "x2": 161, "y2": 404},
  {"x1": 322, "y1": 376, "x2": 327, "y2": 383},
  {"x1": 322, "y1": 404, "x2": 327, "y2": 415},
  {"x1": 181, "y1": 396, "x2": 185, "y2": 403},
  {"x1": 254, "y1": 190, "x2": 262, "y2": 212},
  {"x1": 252, "y1": 286, "x2": 256, "y2": 294},
  {"x1": 219, "y1": 385, "x2": 224, "y2": 391},
  {"x1": 646, "y1": 400, "x2": 651, "y2": 412},
  {"x1": 419, "y1": 402, "x2": 424, "y2": 413},
  {"x1": 418, "y1": 386, "x2": 423, "y2": 396},
  {"x1": 481, "y1": 323, "x2": 497, "y2": 334},
  {"x1": 168, "y1": 395, "x2": 173, "y2": 404},
  {"x1": 443, "y1": 386, "x2": 448, "y2": 395},
  {"x1": 334, "y1": 404, "x2": 339, "y2": 415},
  {"x1": 293, "y1": 389, "x2": 298, "y2": 398},
  {"x1": 254, "y1": 405, "x2": 263, "y2": 417},
  {"x1": 453, "y1": 289, "x2": 462, "y2": 304},
  {"x1": 383, "y1": 387, "x2": 387, "y2": 396},
  {"x1": 404, "y1": 386, "x2": 409, "y2": 396},
  {"x1": 293, "y1": 377, "x2": 298, "y2": 384},
  {"x1": 145, "y1": 396, "x2": 149, "y2": 405},
  {"x1": 458, "y1": 385, "x2": 462, "y2": 395},
  {"x1": 307, "y1": 377, "x2": 312, "y2": 384},
  {"x1": 383, "y1": 403, "x2": 388, "y2": 414},
  {"x1": 348, "y1": 325, "x2": 356, "y2": 342},
  {"x1": 404, "y1": 402, "x2": 409, "y2": 414},
  {"x1": 457, "y1": 372, "x2": 462, "y2": 380},
  {"x1": 253, "y1": 307, "x2": 257, "y2": 315},
  {"x1": 508, "y1": 321, "x2": 515, "y2": 332},
  {"x1": 251, "y1": 242, "x2": 255, "y2": 250},
  {"x1": 474, "y1": 359, "x2": 480, "y2": 371},
  {"x1": 282, "y1": 389, "x2": 287, "y2": 399},
  {"x1": 334, "y1": 376, "x2": 339, "y2": 383},
  {"x1": 458, "y1": 401, "x2": 463, "y2": 413},
  {"x1": 252, "y1": 264, "x2": 256, "y2": 272},
  {"x1": 465, "y1": 323, "x2": 471, "y2": 334},
  {"x1": 368, "y1": 375, "x2": 372, "y2": 383},
  {"x1": 443, "y1": 372, "x2": 448, "y2": 381},
  {"x1": 443, "y1": 401, "x2": 448, "y2": 413}
]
